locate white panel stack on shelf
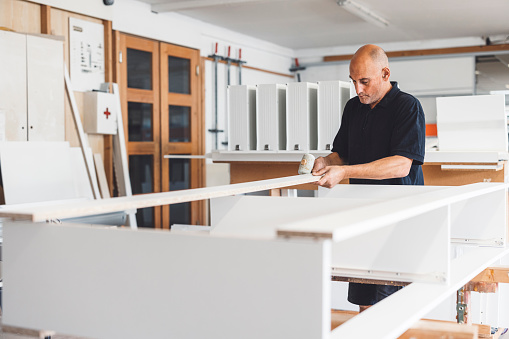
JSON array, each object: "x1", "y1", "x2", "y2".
[
  {"x1": 256, "y1": 84, "x2": 286, "y2": 151},
  {"x1": 227, "y1": 85, "x2": 256, "y2": 151},
  {"x1": 317, "y1": 80, "x2": 351, "y2": 151},
  {"x1": 286, "y1": 82, "x2": 318, "y2": 151},
  {"x1": 436, "y1": 94, "x2": 508, "y2": 152}
]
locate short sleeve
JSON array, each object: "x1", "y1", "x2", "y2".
[
  {"x1": 331, "y1": 100, "x2": 352, "y2": 163},
  {"x1": 390, "y1": 96, "x2": 425, "y2": 165}
]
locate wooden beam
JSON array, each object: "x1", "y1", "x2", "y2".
[
  {"x1": 471, "y1": 266, "x2": 509, "y2": 283},
  {"x1": 40, "y1": 5, "x2": 51, "y2": 34},
  {"x1": 0, "y1": 174, "x2": 320, "y2": 222},
  {"x1": 324, "y1": 44, "x2": 509, "y2": 63},
  {"x1": 331, "y1": 310, "x2": 479, "y2": 339},
  {"x1": 103, "y1": 20, "x2": 113, "y2": 198},
  {"x1": 331, "y1": 276, "x2": 410, "y2": 287}
]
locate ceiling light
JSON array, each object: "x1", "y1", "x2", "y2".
[{"x1": 337, "y1": 0, "x2": 389, "y2": 28}]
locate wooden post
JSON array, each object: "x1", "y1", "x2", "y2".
[{"x1": 40, "y1": 5, "x2": 51, "y2": 35}]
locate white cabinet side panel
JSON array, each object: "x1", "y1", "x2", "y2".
[
  {"x1": 4, "y1": 223, "x2": 330, "y2": 339},
  {"x1": 0, "y1": 141, "x2": 76, "y2": 204},
  {"x1": 287, "y1": 82, "x2": 318, "y2": 151},
  {"x1": 256, "y1": 84, "x2": 286, "y2": 151},
  {"x1": 318, "y1": 81, "x2": 348, "y2": 151},
  {"x1": 0, "y1": 31, "x2": 27, "y2": 141},
  {"x1": 437, "y1": 95, "x2": 508, "y2": 152},
  {"x1": 228, "y1": 85, "x2": 256, "y2": 151},
  {"x1": 27, "y1": 35, "x2": 65, "y2": 141}
]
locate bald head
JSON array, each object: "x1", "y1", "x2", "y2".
[{"x1": 351, "y1": 44, "x2": 389, "y2": 70}]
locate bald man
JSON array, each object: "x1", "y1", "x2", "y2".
[{"x1": 312, "y1": 44, "x2": 425, "y2": 311}]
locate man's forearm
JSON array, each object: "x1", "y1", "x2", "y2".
[
  {"x1": 343, "y1": 155, "x2": 411, "y2": 180},
  {"x1": 324, "y1": 152, "x2": 345, "y2": 166}
]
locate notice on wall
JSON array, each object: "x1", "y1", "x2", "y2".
[{"x1": 69, "y1": 17, "x2": 105, "y2": 92}]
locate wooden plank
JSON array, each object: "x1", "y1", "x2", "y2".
[
  {"x1": 472, "y1": 266, "x2": 509, "y2": 283},
  {"x1": 94, "y1": 153, "x2": 111, "y2": 199},
  {"x1": 0, "y1": 174, "x2": 319, "y2": 222},
  {"x1": 64, "y1": 66, "x2": 101, "y2": 199},
  {"x1": 331, "y1": 276, "x2": 410, "y2": 286},
  {"x1": 40, "y1": 4, "x2": 51, "y2": 34},
  {"x1": 332, "y1": 310, "x2": 483, "y2": 338},
  {"x1": 323, "y1": 44, "x2": 509, "y2": 62},
  {"x1": 330, "y1": 246, "x2": 509, "y2": 339},
  {"x1": 3, "y1": 221, "x2": 330, "y2": 339}
]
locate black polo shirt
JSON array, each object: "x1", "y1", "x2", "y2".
[{"x1": 332, "y1": 81, "x2": 425, "y2": 185}]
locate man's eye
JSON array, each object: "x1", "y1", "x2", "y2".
[{"x1": 361, "y1": 81, "x2": 368, "y2": 85}]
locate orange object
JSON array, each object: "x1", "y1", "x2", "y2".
[{"x1": 426, "y1": 124, "x2": 437, "y2": 137}]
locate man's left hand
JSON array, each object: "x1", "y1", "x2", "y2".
[{"x1": 314, "y1": 166, "x2": 347, "y2": 188}]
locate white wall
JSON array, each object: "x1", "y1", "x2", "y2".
[{"x1": 300, "y1": 56, "x2": 475, "y2": 124}]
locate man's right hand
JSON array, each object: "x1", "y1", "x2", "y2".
[{"x1": 312, "y1": 156, "x2": 328, "y2": 175}]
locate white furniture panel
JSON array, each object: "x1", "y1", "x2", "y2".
[
  {"x1": 3, "y1": 222, "x2": 331, "y2": 339},
  {"x1": 0, "y1": 31, "x2": 27, "y2": 141},
  {"x1": 437, "y1": 94, "x2": 508, "y2": 152},
  {"x1": 256, "y1": 84, "x2": 286, "y2": 150},
  {"x1": 286, "y1": 82, "x2": 318, "y2": 151},
  {"x1": 317, "y1": 80, "x2": 350, "y2": 151},
  {"x1": 212, "y1": 195, "x2": 449, "y2": 283},
  {"x1": 26, "y1": 35, "x2": 65, "y2": 141},
  {"x1": 391, "y1": 56, "x2": 475, "y2": 96},
  {"x1": 450, "y1": 189, "x2": 507, "y2": 246},
  {"x1": 228, "y1": 85, "x2": 256, "y2": 151},
  {"x1": 0, "y1": 142, "x2": 77, "y2": 204}
]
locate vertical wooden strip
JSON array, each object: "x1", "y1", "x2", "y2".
[
  {"x1": 103, "y1": 20, "x2": 114, "y2": 197},
  {"x1": 40, "y1": 5, "x2": 51, "y2": 34}
]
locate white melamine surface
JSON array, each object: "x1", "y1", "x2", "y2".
[
  {"x1": 317, "y1": 80, "x2": 350, "y2": 151},
  {"x1": 286, "y1": 82, "x2": 318, "y2": 151},
  {"x1": 279, "y1": 183, "x2": 508, "y2": 242},
  {"x1": 0, "y1": 31, "x2": 27, "y2": 141},
  {"x1": 228, "y1": 85, "x2": 256, "y2": 151},
  {"x1": 424, "y1": 151, "x2": 509, "y2": 163},
  {"x1": 0, "y1": 142, "x2": 77, "y2": 204},
  {"x1": 437, "y1": 95, "x2": 508, "y2": 152},
  {"x1": 3, "y1": 222, "x2": 331, "y2": 339},
  {"x1": 26, "y1": 35, "x2": 65, "y2": 141},
  {"x1": 256, "y1": 84, "x2": 286, "y2": 151},
  {"x1": 212, "y1": 195, "x2": 450, "y2": 283}
]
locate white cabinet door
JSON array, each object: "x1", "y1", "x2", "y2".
[
  {"x1": 27, "y1": 35, "x2": 65, "y2": 141},
  {"x1": 0, "y1": 31, "x2": 27, "y2": 141}
]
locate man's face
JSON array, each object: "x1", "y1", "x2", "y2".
[{"x1": 349, "y1": 59, "x2": 387, "y2": 106}]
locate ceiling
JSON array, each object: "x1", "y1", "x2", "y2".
[{"x1": 139, "y1": 0, "x2": 509, "y2": 50}]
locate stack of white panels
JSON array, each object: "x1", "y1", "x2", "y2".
[
  {"x1": 317, "y1": 80, "x2": 351, "y2": 151},
  {"x1": 256, "y1": 84, "x2": 286, "y2": 151},
  {"x1": 286, "y1": 82, "x2": 318, "y2": 151},
  {"x1": 228, "y1": 85, "x2": 256, "y2": 151},
  {"x1": 436, "y1": 94, "x2": 508, "y2": 152}
]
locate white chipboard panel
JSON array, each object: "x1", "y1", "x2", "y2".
[
  {"x1": 27, "y1": 35, "x2": 65, "y2": 141},
  {"x1": 286, "y1": 82, "x2": 318, "y2": 151},
  {"x1": 227, "y1": 85, "x2": 256, "y2": 151},
  {"x1": 212, "y1": 195, "x2": 449, "y2": 283},
  {"x1": 0, "y1": 31, "x2": 27, "y2": 141},
  {"x1": 256, "y1": 84, "x2": 286, "y2": 151},
  {"x1": 436, "y1": 94, "x2": 508, "y2": 152},
  {"x1": 317, "y1": 80, "x2": 350, "y2": 151},
  {"x1": 4, "y1": 222, "x2": 331, "y2": 339},
  {"x1": 0, "y1": 142, "x2": 77, "y2": 204}
]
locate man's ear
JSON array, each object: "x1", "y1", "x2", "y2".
[{"x1": 382, "y1": 67, "x2": 390, "y2": 80}]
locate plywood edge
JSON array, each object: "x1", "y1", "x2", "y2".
[{"x1": 471, "y1": 265, "x2": 509, "y2": 283}]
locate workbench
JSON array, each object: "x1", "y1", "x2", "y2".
[{"x1": 211, "y1": 150, "x2": 509, "y2": 187}]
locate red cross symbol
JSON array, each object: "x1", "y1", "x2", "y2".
[{"x1": 104, "y1": 108, "x2": 111, "y2": 119}]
